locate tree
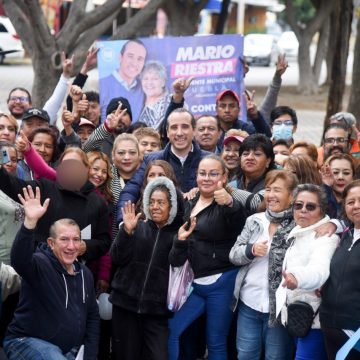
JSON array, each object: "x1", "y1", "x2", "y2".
[
  {"x1": 325, "y1": 0, "x2": 353, "y2": 121},
  {"x1": 2, "y1": 0, "x2": 208, "y2": 106},
  {"x1": 284, "y1": 0, "x2": 336, "y2": 94},
  {"x1": 348, "y1": 6, "x2": 360, "y2": 124}
]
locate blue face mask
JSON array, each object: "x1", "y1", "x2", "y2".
[{"x1": 272, "y1": 124, "x2": 293, "y2": 141}]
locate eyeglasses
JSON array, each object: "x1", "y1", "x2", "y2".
[
  {"x1": 324, "y1": 137, "x2": 347, "y2": 144},
  {"x1": 273, "y1": 120, "x2": 294, "y2": 126},
  {"x1": 8, "y1": 96, "x2": 29, "y2": 103},
  {"x1": 198, "y1": 171, "x2": 222, "y2": 179},
  {"x1": 293, "y1": 202, "x2": 319, "y2": 212}
]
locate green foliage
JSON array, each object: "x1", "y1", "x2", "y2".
[{"x1": 279, "y1": 0, "x2": 317, "y2": 25}]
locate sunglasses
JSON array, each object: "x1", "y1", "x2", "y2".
[{"x1": 293, "y1": 202, "x2": 318, "y2": 212}]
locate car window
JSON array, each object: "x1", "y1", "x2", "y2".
[{"x1": 0, "y1": 24, "x2": 8, "y2": 33}]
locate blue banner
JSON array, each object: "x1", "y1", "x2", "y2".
[{"x1": 97, "y1": 34, "x2": 244, "y2": 129}]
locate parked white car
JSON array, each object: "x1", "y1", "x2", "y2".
[
  {"x1": 0, "y1": 16, "x2": 25, "y2": 64},
  {"x1": 277, "y1": 31, "x2": 299, "y2": 60},
  {"x1": 243, "y1": 34, "x2": 280, "y2": 67}
]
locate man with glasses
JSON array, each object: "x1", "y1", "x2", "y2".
[
  {"x1": 3, "y1": 186, "x2": 99, "y2": 360},
  {"x1": 322, "y1": 124, "x2": 351, "y2": 161},
  {"x1": 269, "y1": 105, "x2": 297, "y2": 143},
  {"x1": 7, "y1": 88, "x2": 32, "y2": 126}
]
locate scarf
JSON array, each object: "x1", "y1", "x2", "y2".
[{"x1": 266, "y1": 207, "x2": 296, "y2": 326}]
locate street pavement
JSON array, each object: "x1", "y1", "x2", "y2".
[{"x1": 0, "y1": 61, "x2": 325, "y2": 145}]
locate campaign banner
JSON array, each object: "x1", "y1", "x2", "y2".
[{"x1": 97, "y1": 34, "x2": 244, "y2": 129}]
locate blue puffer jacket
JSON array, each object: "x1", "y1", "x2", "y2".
[{"x1": 116, "y1": 140, "x2": 209, "y2": 224}]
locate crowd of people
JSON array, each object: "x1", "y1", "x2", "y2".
[{"x1": 0, "y1": 48, "x2": 359, "y2": 360}]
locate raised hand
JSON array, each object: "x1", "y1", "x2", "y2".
[
  {"x1": 81, "y1": 47, "x2": 99, "y2": 74},
  {"x1": 69, "y1": 85, "x2": 83, "y2": 103},
  {"x1": 275, "y1": 54, "x2": 289, "y2": 77},
  {"x1": 61, "y1": 105, "x2": 76, "y2": 135},
  {"x1": 121, "y1": 201, "x2": 141, "y2": 235},
  {"x1": 244, "y1": 90, "x2": 258, "y2": 119},
  {"x1": 77, "y1": 94, "x2": 89, "y2": 115},
  {"x1": 105, "y1": 103, "x2": 127, "y2": 130},
  {"x1": 172, "y1": 77, "x2": 194, "y2": 102},
  {"x1": 178, "y1": 217, "x2": 197, "y2": 241},
  {"x1": 320, "y1": 164, "x2": 334, "y2": 187},
  {"x1": 62, "y1": 51, "x2": 74, "y2": 79},
  {"x1": 252, "y1": 240, "x2": 268, "y2": 257},
  {"x1": 15, "y1": 130, "x2": 30, "y2": 153},
  {"x1": 282, "y1": 271, "x2": 298, "y2": 290},
  {"x1": 214, "y1": 181, "x2": 232, "y2": 206},
  {"x1": 18, "y1": 186, "x2": 50, "y2": 229}
]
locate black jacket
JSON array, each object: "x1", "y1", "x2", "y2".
[
  {"x1": 0, "y1": 167, "x2": 111, "y2": 261},
  {"x1": 169, "y1": 195, "x2": 246, "y2": 278},
  {"x1": 320, "y1": 226, "x2": 360, "y2": 331},
  {"x1": 110, "y1": 216, "x2": 183, "y2": 316},
  {"x1": 7, "y1": 225, "x2": 99, "y2": 359}
]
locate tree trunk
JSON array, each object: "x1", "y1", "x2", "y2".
[
  {"x1": 297, "y1": 35, "x2": 318, "y2": 94},
  {"x1": 348, "y1": 11, "x2": 360, "y2": 124},
  {"x1": 163, "y1": 0, "x2": 208, "y2": 36},
  {"x1": 313, "y1": 18, "x2": 329, "y2": 85},
  {"x1": 324, "y1": 9, "x2": 337, "y2": 85},
  {"x1": 325, "y1": 0, "x2": 353, "y2": 121},
  {"x1": 215, "y1": 0, "x2": 231, "y2": 34}
]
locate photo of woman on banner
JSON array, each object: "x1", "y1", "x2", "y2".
[
  {"x1": 99, "y1": 39, "x2": 147, "y2": 122},
  {"x1": 138, "y1": 61, "x2": 172, "y2": 130}
]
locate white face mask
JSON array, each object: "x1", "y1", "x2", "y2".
[{"x1": 273, "y1": 124, "x2": 293, "y2": 141}]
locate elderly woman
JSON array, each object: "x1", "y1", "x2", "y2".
[
  {"x1": 278, "y1": 184, "x2": 338, "y2": 360},
  {"x1": 138, "y1": 61, "x2": 170, "y2": 129},
  {"x1": 168, "y1": 154, "x2": 247, "y2": 360},
  {"x1": 320, "y1": 180, "x2": 360, "y2": 360},
  {"x1": 110, "y1": 177, "x2": 183, "y2": 360},
  {"x1": 230, "y1": 170, "x2": 298, "y2": 359}
]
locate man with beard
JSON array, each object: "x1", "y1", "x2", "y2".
[
  {"x1": 322, "y1": 123, "x2": 351, "y2": 162},
  {"x1": 83, "y1": 97, "x2": 132, "y2": 160},
  {"x1": 194, "y1": 115, "x2": 222, "y2": 153}
]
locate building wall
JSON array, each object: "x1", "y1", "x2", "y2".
[{"x1": 244, "y1": 5, "x2": 267, "y2": 34}]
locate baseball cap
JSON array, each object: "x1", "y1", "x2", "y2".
[
  {"x1": 22, "y1": 108, "x2": 50, "y2": 123},
  {"x1": 223, "y1": 135, "x2": 244, "y2": 146},
  {"x1": 106, "y1": 97, "x2": 132, "y2": 121},
  {"x1": 330, "y1": 112, "x2": 356, "y2": 128},
  {"x1": 78, "y1": 118, "x2": 96, "y2": 129},
  {"x1": 216, "y1": 89, "x2": 240, "y2": 105}
]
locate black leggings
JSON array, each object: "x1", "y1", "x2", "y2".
[
  {"x1": 322, "y1": 326, "x2": 360, "y2": 360},
  {"x1": 112, "y1": 305, "x2": 169, "y2": 360}
]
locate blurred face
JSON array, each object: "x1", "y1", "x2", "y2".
[
  {"x1": 194, "y1": 116, "x2": 221, "y2": 152},
  {"x1": 57, "y1": 156, "x2": 88, "y2": 191},
  {"x1": 293, "y1": 191, "x2": 323, "y2": 227},
  {"x1": 344, "y1": 186, "x2": 360, "y2": 228},
  {"x1": 7, "y1": 89, "x2": 31, "y2": 119},
  {"x1": 32, "y1": 132, "x2": 54, "y2": 164},
  {"x1": 240, "y1": 147, "x2": 271, "y2": 179},
  {"x1": 138, "y1": 136, "x2": 160, "y2": 156},
  {"x1": 146, "y1": 165, "x2": 166, "y2": 183},
  {"x1": 112, "y1": 140, "x2": 140, "y2": 179},
  {"x1": 197, "y1": 158, "x2": 227, "y2": 196},
  {"x1": 47, "y1": 224, "x2": 81, "y2": 272},
  {"x1": 86, "y1": 101, "x2": 100, "y2": 126},
  {"x1": 291, "y1": 146, "x2": 308, "y2": 158},
  {"x1": 21, "y1": 117, "x2": 48, "y2": 138},
  {"x1": 2, "y1": 147, "x2": 17, "y2": 174},
  {"x1": 216, "y1": 95, "x2": 240, "y2": 127},
  {"x1": 265, "y1": 178, "x2": 293, "y2": 213},
  {"x1": 0, "y1": 116, "x2": 16, "y2": 143},
  {"x1": 89, "y1": 159, "x2": 108, "y2": 188},
  {"x1": 330, "y1": 159, "x2": 353, "y2": 195},
  {"x1": 221, "y1": 141, "x2": 240, "y2": 171},
  {"x1": 273, "y1": 144, "x2": 290, "y2": 156},
  {"x1": 167, "y1": 112, "x2": 193, "y2": 156},
  {"x1": 77, "y1": 125, "x2": 95, "y2": 145},
  {"x1": 141, "y1": 69, "x2": 165, "y2": 98},
  {"x1": 324, "y1": 128, "x2": 349, "y2": 159},
  {"x1": 119, "y1": 41, "x2": 146, "y2": 84},
  {"x1": 149, "y1": 190, "x2": 170, "y2": 227}
]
